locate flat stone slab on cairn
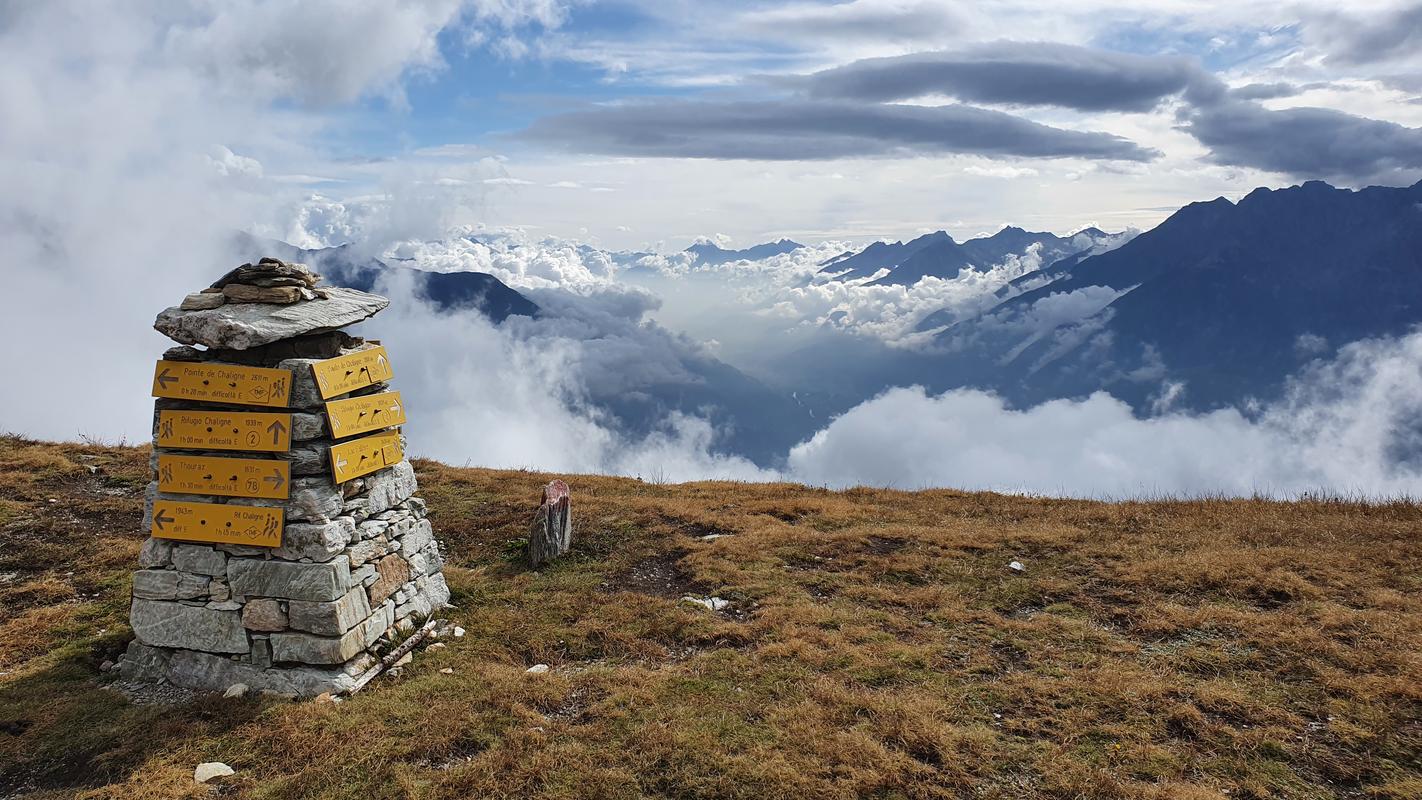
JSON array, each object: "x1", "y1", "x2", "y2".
[
  {"x1": 118, "y1": 258, "x2": 448, "y2": 698},
  {"x1": 155, "y1": 286, "x2": 388, "y2": 350}
]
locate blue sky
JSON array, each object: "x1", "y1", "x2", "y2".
[
  {"x1": 240, "y1": 0, "x2": 1419, "y2": 251},
  {"x1": 11, "y1": 1, "x2": 1422, "y2": 252}
]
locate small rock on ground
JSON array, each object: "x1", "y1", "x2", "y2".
[
  {"x1": 194, "y1": 762, "x2": 235, "y2": 784},
  {"x1": 681, "y1": 595, "x2": 731, "y2": 612},
  {"x1": 526, "y1": 664, "x2": 550, "y2": 674}
]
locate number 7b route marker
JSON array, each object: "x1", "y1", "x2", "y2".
[{"x1": 157, "y1": 454, "x2": 290, "y2": 500}]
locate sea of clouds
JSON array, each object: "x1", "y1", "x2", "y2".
[{"x1": 4, "y1": 2, "x2": 1421, "y2": 499}]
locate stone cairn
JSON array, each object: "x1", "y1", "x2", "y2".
[{"x1": 118, "y1": 258, "x2": 450, "y2": 697}]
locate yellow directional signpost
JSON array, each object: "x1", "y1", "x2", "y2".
[
  {"x1": 157, "y1": 454, "x2": 290, "y2": 500},
  {"x1": 325, "y1": 391, "x2": 406, "y2": 440},
  {"x1": 155, "y1": 410, "x2": 292, "y2": 452},
  {"x1": 310, "y1": 346, "x2": 393, "y2": 399},
  {"x1": 152, "y1": 360, "x2": 292, "y2": 407},
  {"x1": 150, "y1": 500, "x2": 284, "y2": 547},
  {"x1": 330, "y1": 430, "x2": 404, "y2": 483}
]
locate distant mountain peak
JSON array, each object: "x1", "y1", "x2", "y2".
[{"x1": 685, "y1": 238, "x2": 803, "y2": 266}]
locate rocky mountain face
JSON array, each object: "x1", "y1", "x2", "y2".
[
  {"x1": 686, "y1": 238, "x2": 803, "y2": 266},
  {"x1": 868, "y1": 227, "x2": 1087, "y2": 286},
  {"x1": 918, "y1": 179, "x2": 1422, "y2": 411},
  {"x1": 1007, "y1": 180, "x2": 1422, "y2": 409}
]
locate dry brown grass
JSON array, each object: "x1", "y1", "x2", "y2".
[{"x1": 0, "y1": 436, "x2": 1419, "y2": 798}]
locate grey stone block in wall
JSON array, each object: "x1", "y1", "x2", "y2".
[
  {"x1": 165, "y1": 648, "x2": 357, "y2": 697},
  {"x1": 250, "y1": 637, "x2": 273, "y2": 668},
  {"x1": 242, "y1": 598, "x2": 288, "y2": 632},
  {"x1": 419, "y1": 540, "x2": 443, "y2": 576},
  {"x1": 137, "y1": 537, "x2": 172, "y2": 568},
  {"x1": 229, "y1": 477, "x2": 341, "y2": 523},
  {"x1": 228, "y1": 558, "x2": 351, "y2": 602},
  {"x1": 130, "y1": 598, "x2": 249, "y2": 654},
  {"x1": 290, "y1": 412, "x2": 328, "y2": 441},
  {"x1": 345, "y1": 537, "x2": 386, "y2": 569},
  {"x1": 118, "y1": 641, "x2": 171, "y2": 682},
  {"x1": 215, "y1": 543, "x2": 269, "y2": 557},
  {"x1": 270, "y1": 626, "x2": 365, "y2": 665},
  {"x1": 355, "y1": 519, "x2": 389, "y2": 541},
  {"x1": 288, "y1": 585, "x2": 371, "y2": 636},
  {"x1": 172, "y1": 544, "x2": 227, "y2": 576},
  {"x1": 273, "y1": 517, "x2": 355, "y2": 562},
  {"x1": 177, "y1": 572, "x2": 212, "y2": 600},
  {"x1": 132, "y1": 569, "x2": 181, "y2": 600},
  {"x1": 399, "y1": 519, "x2": 433, "y2": 558},
  {"x1": 363, "y1": 460, "x2": 417, "y2": 517},
  {"x1": 280, "y1": 442, "x2": 330, "y2": 477}
]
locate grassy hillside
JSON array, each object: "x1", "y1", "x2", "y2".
[{"x1": 0, "y1": 435, "x2": 1419, "y2": 799}]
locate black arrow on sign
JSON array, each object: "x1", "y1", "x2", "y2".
[
  {"x1": 266, "y1": 419, "x2": 287, "y2": 444},
  {"x1": 264, "y1": 469, "x2": 285, "y2": 491},
  {"x1": 156, "y1": 368, "x2": 177, "y2": 389},
  {"x1": 153, "y1": 508, "x2": 175, "y2": 530}
]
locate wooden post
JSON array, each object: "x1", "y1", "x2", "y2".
[{"x1": 528, "y1": 479, "x2": 572, "y2": 568}]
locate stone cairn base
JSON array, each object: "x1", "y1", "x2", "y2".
[{"x1": 118, "y1": 259, "x2": 449, "y2": 697}]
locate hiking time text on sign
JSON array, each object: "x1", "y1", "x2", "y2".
[
  {"x1": 156, "y1": 454, "x2": 291, "y2": 500},
  {"x1": 330, "y1": 430, "x2": 404, "y2": 483},
  {"x1": 155, "y1": 409, "x2": 292, "y2": 452},
  {"x1": 149, "y1": 500, "x2": 284, "y2": 547},
  {"x1": 152, "y1": 360, "x2": 293, "y2": 407},
  {"x1": 325, "y1": 391, "x2": 407, "y2": 439},
  {"x1": 310, "y1": 345, "x2": 393, "y2": 399}
]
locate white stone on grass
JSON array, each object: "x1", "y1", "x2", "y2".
[
  {"x1": 680, "y1": 596, "x2": 730, "y2": 612},
  {"x1": 194, "y1": 762, "x2": 235, "y2": 784}
]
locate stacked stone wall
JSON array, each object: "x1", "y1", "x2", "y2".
[{"x1": 118, "y1": 259, "x2": 448, "y2": 697}]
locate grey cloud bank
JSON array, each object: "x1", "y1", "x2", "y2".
[
  {"x1": 1184, "y1": 100, "x2": 1422, "y2": 185},
  {"x1": 520, "y1": 98, "x2": 1157, "y2": 161},
  {"x1": 802, "y1": 42, "x2": 1204, "y2": 111}
]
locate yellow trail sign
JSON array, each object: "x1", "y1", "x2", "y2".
[
  {"x1": 156, "y1": 410, "x2": 292, "y2": 452},
  {"x1": 150, "y1": 500, "x2": 283, "y2": 547},
  {"x1": 157, "y1": 454, "x2": 290, "y2": 499},
  {"x1": 152, "y1": 360, "x2": 292, "y2": 407},
  {"x1": 325, "y1": 391, "x2": 406, "y2": 440},
  {"x1": 310, "y1": 346, "x2": 393, "y2": 400},
  {"x1": 330, "y1": 430, "x2": 404, "y2": 483}
]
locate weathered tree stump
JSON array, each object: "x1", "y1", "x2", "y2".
[{"x1": 528, "y1": 480, "x2": 572, "y2": 568}]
